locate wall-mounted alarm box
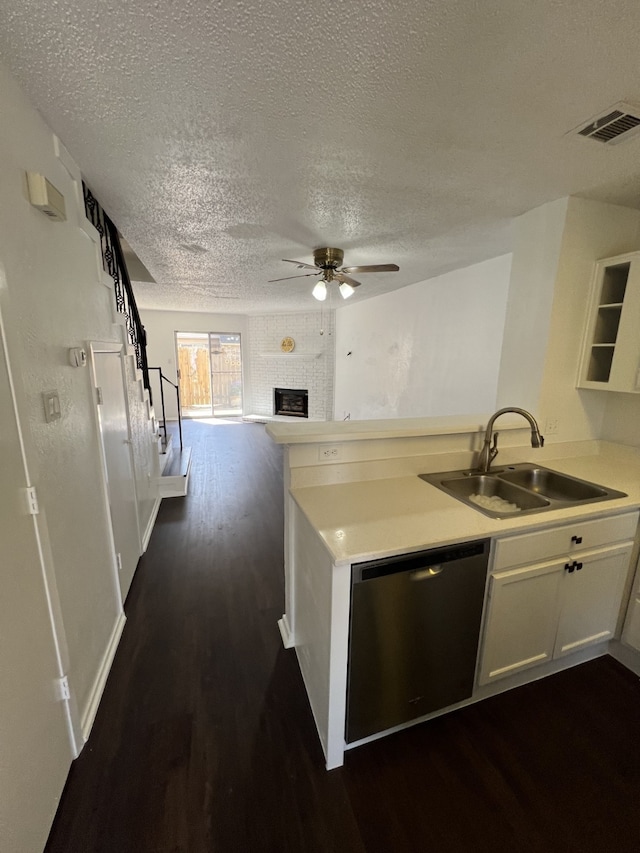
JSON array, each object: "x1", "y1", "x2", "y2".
[
  {"x1": 26, "y1": 172, "x2": 66, "y2": 222},
  {"x1": 68, "y1": 347, "x2": 87, "y2": 367}
]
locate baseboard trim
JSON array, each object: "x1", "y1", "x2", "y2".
[
  {"x1": 278, "y1": 615, "x2": 295, "y2": 649},
  {"x1": 142, "y1": 496, "x2": 162, "y2": 552},
  {"x1": 81, "y1": 611, "x2": 126, "y2": 742},
  {"x1": 608, "y1": 639, "x2": 640, "y2": 677}
]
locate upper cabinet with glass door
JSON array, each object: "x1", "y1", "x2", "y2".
[{"x1": 577, "y1": 252, "x2": 640, "y2": 392}]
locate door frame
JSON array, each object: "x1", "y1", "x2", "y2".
[{"x1": 88, "y1": 341, "x2": 141, "y2": 604}]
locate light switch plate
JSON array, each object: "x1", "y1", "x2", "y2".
[{"x1": 43, "y1": 390, "x2": 61, "y2": 422}]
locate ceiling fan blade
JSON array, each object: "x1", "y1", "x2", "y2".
[
  {"x1": 268, "y1": 272, "x2": 321, "y2": 282},
  {"x1": 340, "y1": 264, "x2": 399, "y2": 274},
  {"x1": 281, "y1": 259, "x2": 321, "y2": 271},
  {"x1": 335, "y1": 272, "x2": 361, "y2": 287}
]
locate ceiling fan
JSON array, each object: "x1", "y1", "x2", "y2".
[{"x1": 268, "y1": 247, "x2": 399, "y2": 301}]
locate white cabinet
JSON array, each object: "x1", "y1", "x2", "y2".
[
  {"x1": 553, "y1": 544, "x2": 632, "y2": 656},
  {"x1": 479, "y1": 512, "x2": 638, "y2": 685},
  {"x1": 622, "y1": 556, "x2": 640, "y2": 652},
  {"x1": 577, "y1": 252, "x2": 640, "y2": 392},
  {"x1": 479, "y1": 560, "x2": 563, "y2": 682}
]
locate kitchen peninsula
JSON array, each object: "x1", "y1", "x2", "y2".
[{"x1": 267, "y1": 416, "x2": 640, "y2": 769}]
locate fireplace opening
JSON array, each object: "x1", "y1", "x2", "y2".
[{"x1": 274, "y1": 387, "x2": 308, "y2": 418}]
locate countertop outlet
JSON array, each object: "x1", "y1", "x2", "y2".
[
  {"x1": 545, "y1": 418, "x2": 559, "y2": 435},
  {"x1": 318, "y1": 446, "x2": 341, "y2": 461}
]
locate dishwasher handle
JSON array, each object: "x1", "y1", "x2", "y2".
[{"x1": 410, "y1": 565, "x2": 443, "y2": 581}]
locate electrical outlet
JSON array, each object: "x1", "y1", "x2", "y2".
[
  {"x1": 545, "y1": 418, "x2": 559, "y2": 436},
  {"x1": 318, "y1": 446, "x2": 341, "y2": 461}
]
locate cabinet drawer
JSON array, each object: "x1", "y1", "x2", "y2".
[{"x1": 493, "y1": 511, "x2": 638, "y2": 571}]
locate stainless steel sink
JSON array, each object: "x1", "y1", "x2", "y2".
[
  {"x1": 441, "y1": 474, "x2": 550, "y2": 512},
  {"x1": 498, "y1": 467, "x2": 607, "y2": 501},
  {"x1": 419, "y1": 463, "x2": 626, "y2": 519}
]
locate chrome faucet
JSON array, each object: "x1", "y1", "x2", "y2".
[{"x1": 476, "y1": 407, "x2": 544, "y2": 473}]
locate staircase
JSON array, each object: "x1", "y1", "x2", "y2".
[
  {"x1": 157, "y1": 432, "x2": 192, "y2": 498},
  {"x1": 82, "y1": 182, "x2": 192, "y2": 502}
]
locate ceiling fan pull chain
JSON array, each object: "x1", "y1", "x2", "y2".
[{"x1": 328, "y1": 285, "x2": 333, "y2": 334}]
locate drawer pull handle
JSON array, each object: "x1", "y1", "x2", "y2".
[
  {"x1": 571, "y1": 535, "x2": 583, "y2": 545},
  {"x1": 565, "y1": 562, "x2": 575, "y2": 573}
]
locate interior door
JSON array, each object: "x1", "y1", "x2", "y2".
[
  {"x1": 0, "y1": 322, "x2": 72, "y2": 852},
  {"x1": 93, "y1": 349, "x2": 141, "y2": 602}
]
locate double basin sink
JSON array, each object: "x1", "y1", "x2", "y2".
[{"x1": 419, "y1": 462, "x2": 627, "y2": 519}]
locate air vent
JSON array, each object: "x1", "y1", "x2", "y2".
[{"x1": 572, "y1": 102, "x2": 640, "y2": 145}]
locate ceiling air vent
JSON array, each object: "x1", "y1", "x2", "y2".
[{"x1": 572, "y1": 102, "x2": 640, "y2": 145}]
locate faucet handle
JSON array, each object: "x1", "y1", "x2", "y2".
[{"x1": 490, "y1": 431, "x2": 499, "y2": 461}]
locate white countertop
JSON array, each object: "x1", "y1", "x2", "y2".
[
  {"x1": 266, "y1": 413, "x2": 525, "y2": 444},
  {"x1": 290, "y1": 443, "x2": 640, "y2": 564}
]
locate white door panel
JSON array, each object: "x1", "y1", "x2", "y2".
[
  {"x1": 93, "y1": 350, "x2": 140, "y2": 602},
  {"x1": 0, "y1": 326, "x2": 72, "y2": 852}
]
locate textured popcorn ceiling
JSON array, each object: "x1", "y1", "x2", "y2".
[{"x1": 2, "y1": 0, "x2": 640, "y2": 313}]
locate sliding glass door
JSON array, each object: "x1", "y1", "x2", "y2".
[{"x1": 175, "y1": 332, "x2": 242, "y2": 418}]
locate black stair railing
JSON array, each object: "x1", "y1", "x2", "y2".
[
  {"x1": 147, "y1": 368, "x2": 183, "y2": 452},
  {"x1": 82, "y1": 182, "x2": 152, "y2": 402}
]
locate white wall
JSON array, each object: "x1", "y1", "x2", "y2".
[
  {"x1": 141, "y1": 310, "x2": 249, "y2": 419},
  {"x1": 141, "y1": 308, "x2": 336, "y2": 421},
  {"x1": 497, "y1": 199, "x2": 568, "y2": 412},
  {"x1": 0, "y1": 304, "x2": 74, "y2": 853},
  {"x1": 494, "y1": 197, "x2": 640, "y2": 445},
  {"x1": 601, "y1": 393, "x2": 640, "y2": 448},
  {"x1": 247, "y1": 311, "x2": 335, "y2": 420},
  {"x1": 333, "y1": 255, "x2": 512, "y2": 420},
  {"x1": 0, "y1": 60, "x2": 157, "y2": 850}
]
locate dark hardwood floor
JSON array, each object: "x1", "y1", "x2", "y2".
[{"x1": 45, "y1": 420, "x2": 640, "y2": 853}]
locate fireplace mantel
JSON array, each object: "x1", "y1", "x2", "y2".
[{"x1": 258, "y1": 351, "x2": 322, "y2": 359}]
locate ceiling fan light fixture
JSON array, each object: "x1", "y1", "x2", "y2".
[
  {"x1": 339, "y1": 281, "x2": 355, "y2": 299},
  {"x1": 312, "y1": 280, "x2": 327, "y2": 301}
]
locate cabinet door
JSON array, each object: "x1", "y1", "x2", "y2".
[
  {"x1": 554, "y1": 544, "x2": 633, "y2": 657},
  {"x1": 478, "y1": 561, "x2": 563, "y2": 686}
]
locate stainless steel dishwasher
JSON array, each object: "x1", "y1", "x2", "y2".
[{"x1": 346, "y1": 539, "x2": 490, "y2": 743}]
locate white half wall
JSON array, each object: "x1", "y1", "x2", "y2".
[
  {"x1": 140, "y1": 309, "x2": 249, "y2": 419},
  {"x1": 333, "y1": 255, "x2": 512, "y2": 420}
]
